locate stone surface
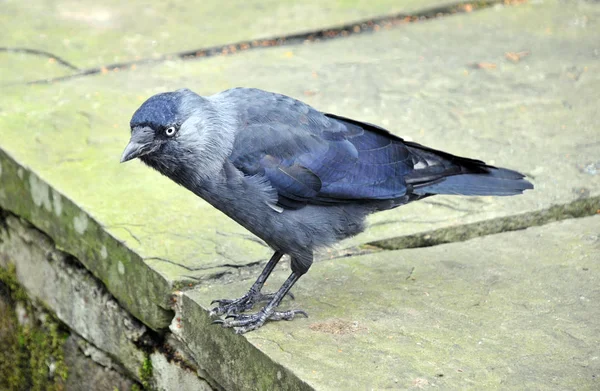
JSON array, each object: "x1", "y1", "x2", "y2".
[
  {"x1": 151, "y1": 353, "x2": 214, "y2": 391},
  {"x1": 1, "y1": 272, "x2": 135, "y2": 390},
  {"x1": 1, "y1": 0, "x2": 599, "y2": 332},
  {"x1": 0, "y1": 0, "x2": 450, "y2": 73},
  {"x1": 184, "y1": 215, "x2": 600, "y2": 390},
  {"x1": 0, "y1": 212, "x2": 215, "y2": 390},
  {"x1": 0, "y1": 51, "x2": 74, "y2": 84},
  {"x1": 63, "y1": 335, "x2": 138, "y2": 391},
  {"x1": 1, "y1": 0, "x2": 600, "y2": 389},
  {"x1": 0, "y1": 214, "x2": 148, "y2": 379}
]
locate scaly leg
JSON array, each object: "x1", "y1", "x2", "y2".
[
  {"x1": 214, "y1": 271, "x2": 307, "y2": 334},
  {"x1": 210, "y1": 251, "x2": 286, "y2": 316}
]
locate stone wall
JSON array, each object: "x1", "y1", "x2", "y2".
[{"x1": 0, "y1": 210, "x2": 215, "y2": 390}]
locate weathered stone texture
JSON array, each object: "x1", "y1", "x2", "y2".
[
  {"x1": 183, "y1": 215, "x2": 600, "y2": 390},
  {"x1": 63, "y1": 335, "x2": 138, "y2": 391},
  {"x1": 1, "y1": 0, "x2": 599, "y2": 389},
  {"x1": 0, "y1": 212, "x2": 214, "y2": 390}
]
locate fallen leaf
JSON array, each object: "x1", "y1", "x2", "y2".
[
  {"x1": 471, "y1": 62, "x2": 497, "y2": 69},
  {"x1": 505, "y1": 51, "x2": 530, "y2": 62}
]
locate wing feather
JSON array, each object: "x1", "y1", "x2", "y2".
[{"x1": 226, "y1": 89, "x2": 413, "y2": 208}]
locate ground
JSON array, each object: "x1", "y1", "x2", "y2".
[{"x1": 0, "y1": 0, "x2": 599, "y2": 389}]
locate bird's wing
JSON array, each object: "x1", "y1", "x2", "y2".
[{"x1": 227, "y1": 89, "x2": 416, "y2": 209}]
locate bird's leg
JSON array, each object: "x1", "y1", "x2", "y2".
[
  {"x1": 214, "y1": 271, "x2": 307, "y2": 333},
  {"x1": 210, "y1": 251, "x2": 286, "y2": 316},
  {"x1": 214, "y1": 253, "x2": 312, "y2": 333}
]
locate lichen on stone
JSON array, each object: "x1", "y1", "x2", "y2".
[
  {"x1": 0, "y1": 263, "x2": 69, "y2": 391},
  {"x1": 139, "y1": 354, "x2": 154, "y2": 390},
  {"x1": 28, "y1": 173, "x2": 52, "y2": 212}
]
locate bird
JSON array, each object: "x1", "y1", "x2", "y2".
[{"x1": 121, "y1": 87, "x2": 533, "y2": 334}]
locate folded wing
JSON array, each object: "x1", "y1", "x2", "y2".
[{"x1": 227, "y1": 89, "x2": 532, "y2": 210}]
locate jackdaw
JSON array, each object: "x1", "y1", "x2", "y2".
[{"x1": 121, "y1": 87, "x2": 533, "y2": 333}]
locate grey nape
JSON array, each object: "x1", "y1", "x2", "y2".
[{"x1": 121, "y1": 87, "x2": 533, "y2": 334}]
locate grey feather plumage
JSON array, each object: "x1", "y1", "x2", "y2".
[{"x1": 121, "y1": 87, "x2": 533, "y2": 333}]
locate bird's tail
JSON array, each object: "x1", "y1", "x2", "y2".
[
  {"x1": 413, "y1": 167, "x2": 533, "y2": 196},
  {"x1": 405, "y1": 142, "x2": 534, "y2": 197}
]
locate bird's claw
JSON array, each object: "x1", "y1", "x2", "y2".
[
  {"x1": 209, "y1": 294, "x2": 254, "y2": 316},
  {"x1": 210, "y1": 298, "x2": 233, "y2": 306},
  {"x1": 216, "y1": 308, "x2": 308, "y2": 334},
  {"x1": 209, "y1": 291, "x2": 295, "y2": 316}
]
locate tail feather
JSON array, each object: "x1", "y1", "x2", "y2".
[
  {"x1": 405, "y1": 142, "x2": 534, "y2": 197},
  {"x1": 414, "y1": 167, "x2": 533, "y2": 196}
]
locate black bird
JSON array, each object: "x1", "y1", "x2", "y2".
[{"x1": 121, "y1": 87, "x2": 533, "y2": 333}]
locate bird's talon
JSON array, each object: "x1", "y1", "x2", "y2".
[{"x1": 213, "y1": 306, "x2": 307, "y2": 332}]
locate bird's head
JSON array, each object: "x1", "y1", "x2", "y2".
[
  {"x1": 120, "y1": 88, "x2": 204, "y2": 173},
  {"x1": 121, "y1": 88, "x2": 236, "y2": 185}
]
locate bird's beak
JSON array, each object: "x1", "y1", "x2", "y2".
[
  {"x1": 120, "y1": 141, "x2": 145, "y2": 163},
  {"x1": 121, "y1": 127, "x2": 154, "y2": 163}
]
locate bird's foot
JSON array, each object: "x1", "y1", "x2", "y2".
[
  {"x1": 213, "y1": 307, "x2": 308, "y2": 334},
  {"x1": 209, "y1": 290, "x2": 294, "y2": 316}
]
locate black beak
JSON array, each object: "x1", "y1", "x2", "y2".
[
  {"x1": 120, "y1": 127, "x2": 154, "y2": 163},
  {"x1": 120, "y1": 141, "x2": 145, "y2": 163}
]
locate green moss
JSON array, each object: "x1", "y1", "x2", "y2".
[
  {"x1": 0, "y1": 264, "x2": 69, "y2": 391},
  {"x1": 139, "y1": 355, "x2": 153, "y2": 390}
]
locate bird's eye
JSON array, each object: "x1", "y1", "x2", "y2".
[{"x1": 165, "y1": 126, "x2": 177, "y2": 137}]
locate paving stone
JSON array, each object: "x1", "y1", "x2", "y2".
[
  {"x1": 1, "y1": 0, "x2": 599, "y2": 389},
  {"x1": 0, "y1": 51, "x2": 73, "y2": 84},
  {"x1": 181, "y1": 215, "x2": 600, "y2": 390},
  {"x1": 0, "y1": 0, "x2": 451, "y2": 72},
  {"x1": 0, "y1": 2, "x2": 600, "y2": 328},
  {"x1": 0, "y1": 0, "x2": 598, "y2": 339}
]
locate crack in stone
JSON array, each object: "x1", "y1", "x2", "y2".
[
  {"x1": 0, "y1": 46, "x2": 80, "y2": 70},
  {"x1": 16, "y1": 0, "x2": 518, "y2": 86},
  {"x1": 406, "y1": 266, "x2": 416, "y2": 281},
  {"x1": 105, "y1": 225, "x2": 142, "y2": 245},
  {"x1": 145, "y1": 256, "x2": 262, "y2": 272},
  {"x1": 250, "y1": 336, "x2": 293, "y2": 358},
  {"x1": 144, "y1": 195, "x2": 600, "y2": 278},
  {"x1": 368, "y1": 196, "x2": 600, "y2": 251},
  {"x1": 422, "y1": 200, "x2": 479, "y2": 213},
  {"x1": 215, "y1": 230, "x2": 268, "y2": 247}
]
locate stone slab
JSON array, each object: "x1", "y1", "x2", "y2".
[
  {"x1": 0, "y1": 51, "x2": 74, "y2": 84},
  {"x1": 182, "y1": 215, "x2": 600, "y2": 390},
  {"x1": 0, "y1": 213, "x2": 216, "y2": 390},
  {"x1": 151, "y1": 353, "x2": 214, "y2": 391},
  {"x1": 0, "y1": 0, "x2": 452, "y2": 73},
  {"x1": 1, "y1": 0, "x2": 599, "y2": 388},
  {"x1": 0, "y1": 215, "x2": 147, "y2": 379},
  {"x1": 1, "y1": 0, "x2": 599, "y2": 332},
  {"x1": 0, "y1": 290, "x2": 137, "y2": 390},
  {"x1": 62, "y1": 335, "x2": 138, "y2": 391}
]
